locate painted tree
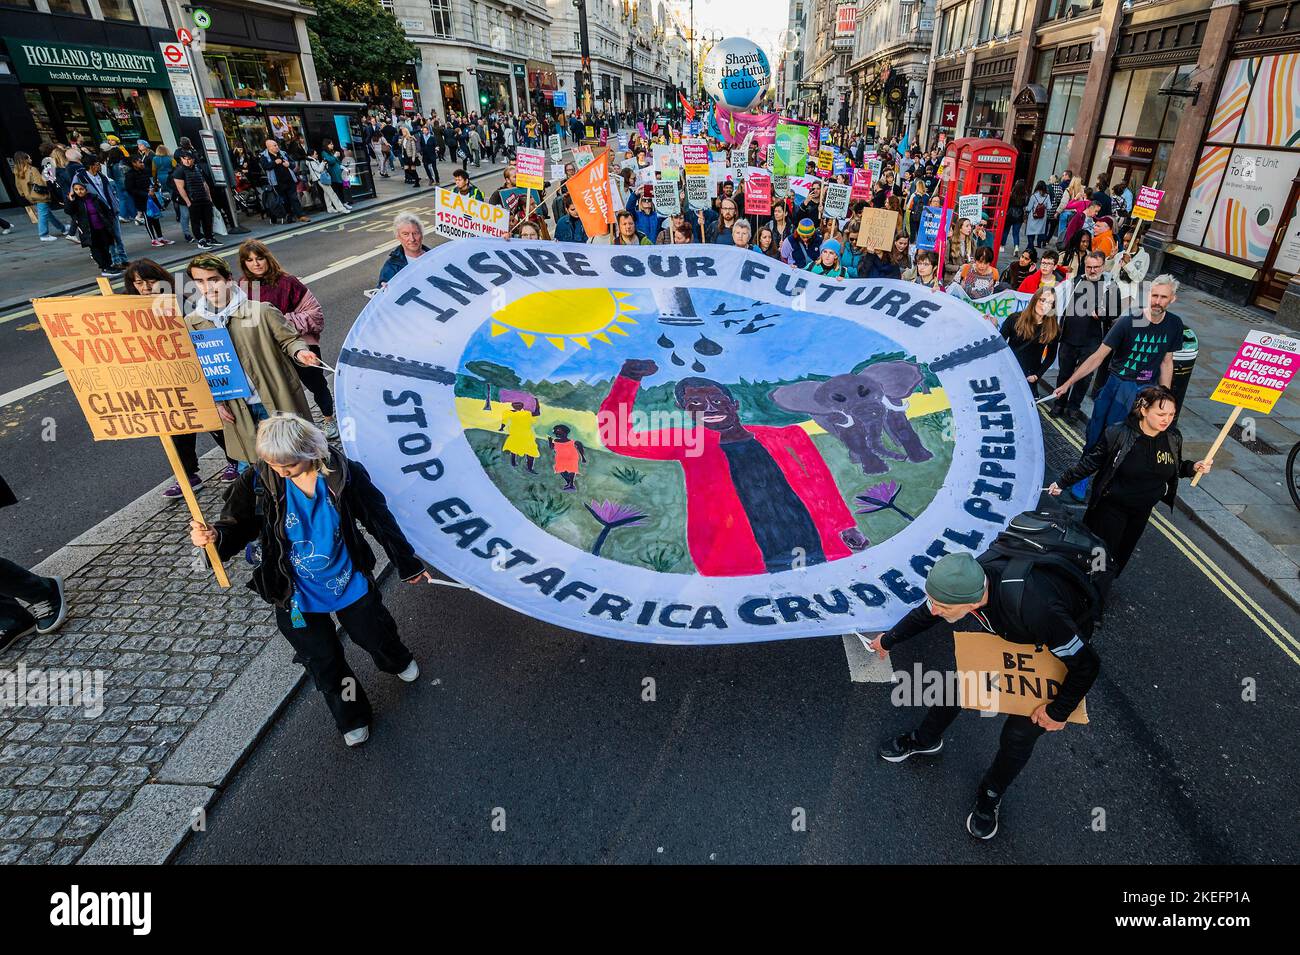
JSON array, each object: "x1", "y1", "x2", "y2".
[
  {"x1": 306, "y1": 0, "x2": 417, "y2": 102},
  {"x1": 466, "y1": 361, "x2": 522, "y2": 410}
]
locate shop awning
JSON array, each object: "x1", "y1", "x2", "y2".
[{"x1": 4, "y1": 36, "x2": 170, "y2": 90}]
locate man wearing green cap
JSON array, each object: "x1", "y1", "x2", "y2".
[{"x1": 866, "y1": 551, "x2": 1100, "y2": 840}]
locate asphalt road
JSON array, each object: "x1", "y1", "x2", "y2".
[
  {"x1": 0, "y1": 167, "x2": 510, "y2": 566},
  {"x1": 175, "y1": 498, "x2": 1300, "y2": 864}
]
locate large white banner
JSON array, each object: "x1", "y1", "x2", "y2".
[{"x1": 339, "y1": 243, "x2": 1044, "y2": 644}]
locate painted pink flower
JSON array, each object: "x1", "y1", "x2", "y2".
[
  {"x1": 585, "y1": 500, "x2": 647, "y2": 555},
  {"x1": 855, "y1": 482, "x2": 915, "y2": 521}
]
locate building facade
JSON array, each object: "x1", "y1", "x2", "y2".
[
  {"x1": 846, "y1": 0, "x2": 935, "y2": 142},
  {"x1": 546, "y1": 0, "x2": 687, "y2": 117},
  {"x1": 912, "y1": 0, "x2": 1300, "y2": 319},
  {"x1": 1, "y1": 0, "x2": 321, "y2": 206},
  {"x1": 777, "y1": 0, "x2": 807, "y2": 112},
  {"x1": 383, "y1": 0, "x2": 552, "y2": 118},
  {"x1": 795, "y1": 0, "x2": 845, "y2": 123}
]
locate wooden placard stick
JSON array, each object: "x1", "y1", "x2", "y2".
[
  {"x1": 96, "y1": 278, "x2": 231, "y2": 587},
  {"x1": 1191, "y1": 405, "x2": 1240, "y2": 487}
]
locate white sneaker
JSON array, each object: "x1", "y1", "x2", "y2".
[
  {"x1": 343, "y1": 725, "x2": 370, "y2": 747},
  {"x1": 397, "y1": 659, "x2": 420, "y2": 682}
]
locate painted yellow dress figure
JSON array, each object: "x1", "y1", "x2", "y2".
[{"x1": 499, "y1": 401, "x2": 541, "y2": 472}]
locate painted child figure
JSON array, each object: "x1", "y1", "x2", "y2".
[
  {"x1": 548, "y1": 424, "x2": 587, "y2": 492},
  {"x1": 498, "y1": 399, "x2": 541, "y2": 472}
]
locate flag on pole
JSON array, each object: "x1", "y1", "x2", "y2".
[{"x1": 678, "y1": 90, "x2": 695, "y2": 121}]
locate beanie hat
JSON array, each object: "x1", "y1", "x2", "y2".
[
  {"x1": 797, "y1": 218, "x2": 815, "y2": 237},
  {"x1": 821, "y1": 238, "x2": 842, "y2": 258},
  {"x1": 924, "y1": 553, "x2": 987, "y2": 605}
]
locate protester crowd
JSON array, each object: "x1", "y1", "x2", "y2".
[{"x1": 1, "y1": 99, "x2": 1214, "y2": 844}]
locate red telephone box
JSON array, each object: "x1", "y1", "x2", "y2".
[{"x1": 940, "y1": 138, "x2": 1019, "y2": 252}]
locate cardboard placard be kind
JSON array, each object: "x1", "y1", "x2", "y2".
[{"x1": 954, "y1": 631, "x2": 1089, "y2": 724}]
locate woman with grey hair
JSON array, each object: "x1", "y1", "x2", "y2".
[
  {"x1": 190, "y1": 413, "x2": 433, "y2": 747},
  {"x1": 728, "y1": 217, "x2": 753, "y2": 250},
  {"x1": 377, "y1": 210, "x2": 430, "y2": 287}
]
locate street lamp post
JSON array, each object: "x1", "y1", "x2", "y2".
[
  {"x1": 629, "y1": 35, "x2": 636, "y2": 116},
  {"x1": 689, "y1": 0, "x2": 694, "y2": 102},
  {"x1": 573, "y1": 0, "x2": 594, "y2": 116}
]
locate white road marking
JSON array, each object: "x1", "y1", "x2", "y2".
[
  {"x1": 842, "y1": 632, "x2": 895, "y2": 683},
  {"x1": 0, "y1": 370, "x2": 67, "y2": 408},
  {"x1": 0, "y1": 160, "x2": 518, "y2": 325},
  {"x1": 1, "y1": 235, "x2": 401, "y2": 411},
  {"x1": 303, "y1": 241, "x2": 397, "y2": 284},
  {"x1": 0, "y1": 305, "x2": 35, "y2": 326},
  {"x1": 0, "y1": 201, "x2": 427, "y2": 326}
]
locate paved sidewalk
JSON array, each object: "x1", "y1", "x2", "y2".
[
  {"x1": 0, "y1": 443, "x2": 400, "y2": 864},
  {"x1": 0, "y1": 157, "x2": 511, "y2": 310},
  {"x1": 0, "y1": 452, "x2": 272, "y2": 863}
]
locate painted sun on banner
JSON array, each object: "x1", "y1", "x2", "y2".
[{"x1": 336, "y1": 243, "x2": 1044, "y2": 644}]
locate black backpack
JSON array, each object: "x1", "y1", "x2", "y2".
[{"x1": 977, "y1": 509, "x2": 1109, "y2": 642}]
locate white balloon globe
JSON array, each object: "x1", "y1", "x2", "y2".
[{"x1": 701, "y1": 37, "x2": 771, "y2": 111}]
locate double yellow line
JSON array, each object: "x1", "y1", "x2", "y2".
[{"x1": 1041, "y1": 409, "x2": 1300, "y2": 666}]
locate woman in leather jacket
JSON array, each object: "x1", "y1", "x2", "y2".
[
  {"x1": 1049, "y1": 386, "x2": 1211, "y2": 577},
  {"x1": 190, "y1": 414, "x2": 432, "y2": 747}
]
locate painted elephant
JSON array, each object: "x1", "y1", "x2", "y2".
[{"x1": 771, "y1": 361, "x2": 934, "y2": 476}]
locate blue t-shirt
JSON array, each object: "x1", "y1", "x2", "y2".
[{"x1": 283, "y1": 475, "x2": 368, "y2": 613}]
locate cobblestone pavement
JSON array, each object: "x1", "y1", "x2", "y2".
[{"x1": 0, "y1": 469, "x2": 275, "y2": 865}]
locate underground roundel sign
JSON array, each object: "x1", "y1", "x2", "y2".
[{"x1": 337, "y1": 242, "x2": 1043, "y2": 644}]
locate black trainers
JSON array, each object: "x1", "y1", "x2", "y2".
[
  {"x1": 966, "y1": 787, "x2": 1002, "y2": 840},
  {"x1": 0, "y1": 615, "x2": 37, "y2": 653},
  {"x1": 878, "y1": 733, "x2": 943, "y2": 763},
  {"x1": 27, "y1": 576, "x2": 68, "y2": 635}
]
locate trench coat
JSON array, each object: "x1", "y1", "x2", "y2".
[{"x1": 186, "y1": 298, "x2": 311, "y2": 463}]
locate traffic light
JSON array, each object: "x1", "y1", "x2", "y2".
[{"x1": 480, "y1": 93, "x2": 490, "y2": 106}]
